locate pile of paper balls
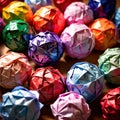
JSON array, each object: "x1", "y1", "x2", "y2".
[{"x1": 0, "y1": 0, "x2": 120, "y2": 120}]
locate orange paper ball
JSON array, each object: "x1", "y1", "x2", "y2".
[
  {"x1": 32, "y1": 5, "x2": 65, "y2": 35},
  {"x1": 89, "y1": 18, "x2": 117, "y2": 51}
]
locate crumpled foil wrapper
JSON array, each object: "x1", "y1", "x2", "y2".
[
  {"x1": 0, "y1": 17, "x2": 5, "y2": 37},
  {"x1": 0, "y1": 51, "x2": 32, "y2": 89},
  {"x1": 0, "y1": 86, "x2": 42, "y2": 120},
  {"x1": 28, "y1": 31, "x2": 63, "y2": 66},
  {"x1": 51, "y1": 91, "x2": 91, "y2": 120},
  {"x1": 64, "y1": 2, "x2": 94, "y2": 25},
  {"x1": 2, "y1": 1, "x2": 33, "y2": 25},
  {"x1": 89, "y1": 18, "x2": 117, "y2": 51},
  {"x1": 32, "y1": 5, "x2": 65, "y2": 35},
  {"x1": 88, "y1": 0, "x2": 116, "y2": 19},
  {"x1": 101, "y1": 87, "x2": 120, "y2": 120},
  {"x1": 66, "y1": 62, "x2": 104, "y2": 102},
  {"x1": 2, "y1": 20, "x2": 32, "y2": 52},
  {"x1": 53, "y1": 0, "x2": 83, "y2": 13},
  {"x1": 60, "y1": 23, "x2": 95, "y2": 59},
  {"x1": 98, "y1": 47, "x2": 120, "y2": 85},
  {"x1": 24, "y1": 0, "x2": 52, "y2": 13},
  {"x1": 29, "y1": 66, "x2": 66, "y2": 104}
]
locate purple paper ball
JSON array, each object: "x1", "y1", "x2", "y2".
[{"x1": 28, "y1": 31, "x2": 63, "y2": 66}]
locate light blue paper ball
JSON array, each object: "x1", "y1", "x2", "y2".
[
  {"x1": 0, "y1": 86, "x2": 42, "y2": 120},
  {"x1": 66, "y1": 62, "x2": 104, "y2": 102}
]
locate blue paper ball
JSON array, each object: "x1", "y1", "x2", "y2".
[
  {"x1": 0, "y1": 86, "x2": 42, "y2": 120},
  {"x1": 66, "y1": 62, "x2": 104, "y2": 102},
  {"x1": 88, "y1": 0, "x2": 116, "y2": 19}
]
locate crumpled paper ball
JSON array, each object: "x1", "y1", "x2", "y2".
[
  {"x1": 32, "y1": 5, "x2": 65, "y2": 35},
  {"x1": 51, "y1": 91, "x2": 91, "y2": 120},
  {"x1": 53, "y1": 0, "x2": 83, "y2": 13},
  {"x1": 88, "y1": 0, "x2": 116, "y2": 19},
  {"x1": 101, "y1": 87, "x2": 120, "y2": 120},
  {"x1": 28, "y1": 31, "x2": 63, "y2": 66},
  {"x1": 60, "y1": 23, "x2": 95, "y2": 59},
  {"x1": 66, "y1": 62, "x2": 104, "y2": 102},
  {"x1": 2, "y1": 20, "x2": 32, "y2": 52},
  {"x1": 98, "y1": 47, "x2": 120, "y2": 85},
  {"x1": 0, "y1": 17, "x2": 5, "y2": 37},
  {"x1": 89, "y1": 18, "x2": 117, "y2": 51},
  {"x1": 0, "y1": 0, "x2": 11, "y2": 15},
  {"x1": 64, "y1": 2, "x2": 94, "y2": 25},
  {"x1": 0, "y1": 51, "x2": 32, "y2": 89},
  {"x1": 24, "y1": 0, "x2": 52, "y2": 13},
  {"x1": 0, "y1": 86, "x2": 42, "y2": 120},
  {"x1": 29, "y1": 66, "x2": 66, "y2": 104},
  {"x1": 2, "y1": 1, "x2": 33, "y2": 25}
]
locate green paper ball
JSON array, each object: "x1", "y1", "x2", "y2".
[
  {"x1": 98, "y1": 47, "x2": 120, "y2": 85},
  {"x1": 2, "y1": 20, "x2": 31, "y2": 52}
]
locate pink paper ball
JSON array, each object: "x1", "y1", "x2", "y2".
[
  {"x1": 51, "y1": 91, "x2": 91, "y2": 120},
  {"x1": 0, "y1": 51, "x2": 32, "y2": 89},
  {"x1": 64, "y1": 2, "x2": 94, "y2": 25},
  {"x1": 60, "y1": 23, "x2": 95, "y2": 59}
]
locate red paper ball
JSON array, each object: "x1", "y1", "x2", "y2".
[
  {"x1": 0, "y1": 0, "x2": 11, "y2": 15},
  {"x1": 32, "y1": 5, "x2": 65, "y2": 35},
  {"x1": 101, "y1": 87, "x2": 120, "y2": 120},
  {"x1": 29, "y1": 66, "x2": 66, "y2": 104},
  {"x1": 53, "y1": 0, "x2": 83, "y2": 12}
]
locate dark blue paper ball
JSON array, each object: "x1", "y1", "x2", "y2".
[{"x1": 88, "y1": 0, "x2": 116, "y2": 19}]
